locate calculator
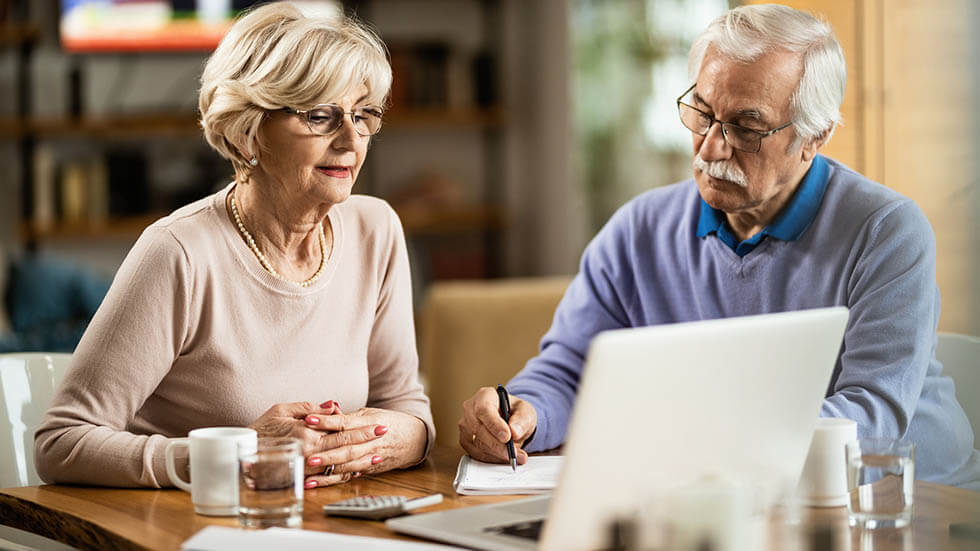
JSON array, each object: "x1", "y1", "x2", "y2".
[{"x1": 321, "y1": 493, "x2": 443, "y2": 520}]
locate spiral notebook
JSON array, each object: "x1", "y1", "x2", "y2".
[{"x1": 453, "y1": 455, "x2": 564, "y2": 495}]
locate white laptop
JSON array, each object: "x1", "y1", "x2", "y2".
[{"x1": 388, "y1": 307, "x2": 849, "y2": 551}]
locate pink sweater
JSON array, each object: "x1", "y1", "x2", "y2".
[{"x1": 34, "y1": 184, "x2": 434, "y2": 487}]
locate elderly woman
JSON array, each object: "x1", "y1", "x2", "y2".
[{"x1": 34, "y1": 2, "x2": 433, "y2": 489}]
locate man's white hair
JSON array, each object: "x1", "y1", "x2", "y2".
[
  {"x1": 199, "y1": 1, "x2": 391, "y2": 182},
  {"x1": 688, "y1": 4, "x2": 846, "y2": 143}
]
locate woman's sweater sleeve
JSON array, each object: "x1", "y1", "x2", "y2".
[
  {"x1": 363, "y1": 203, "x2": 435, "y2": 460},
  {"x1": 34, "y1": 227, "x2": 193, "y2": 487}
]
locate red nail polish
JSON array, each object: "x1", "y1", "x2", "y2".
[
  {"x1": 306, "y1": 415, "x2": 320, "y2": 424},
  {"x1": 371, "y1": 455, "x2": 383, "y2": 465},
  {"x1": 374, "y1": 425, "x2": 388, "y2": 436},
  {"x1": 320, "y1": 400, "x2": 333, "y2": 409},
  {"x1": 353, "y1": 472, "x2": 362, "y2": 478},
  {"x1": 308, "y1": 456, "x2": 322, "y2": 466},
  {"x1": 304, "y1": 480, "x2": 318, "y2": 489}
]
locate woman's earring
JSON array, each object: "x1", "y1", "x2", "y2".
[{"x1": 249, "y1": 157, "x2": 258, "y2": 167}]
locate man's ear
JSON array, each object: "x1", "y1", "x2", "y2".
[{"x1": 801, "y1": 128, "x2": 831, "y2": 162}]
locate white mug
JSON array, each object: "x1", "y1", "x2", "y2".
[
  {"x1": 165, "y1": 427, "x2": 257, "y2": 516},
  {"x1": 796, "y1": 417, "x2": 857, "y2": 507}
]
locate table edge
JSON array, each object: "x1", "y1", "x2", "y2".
[{"x1": 0, "y1": 490, "x2": 150, "y2": 551}]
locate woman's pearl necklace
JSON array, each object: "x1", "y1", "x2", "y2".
[{"x1": 229, "y1": 192, "x2": 327, "y2": 288}]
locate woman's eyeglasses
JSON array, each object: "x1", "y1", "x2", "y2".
[{"x1": 283, "y1": 104, "x2": 384, "y2": 137}]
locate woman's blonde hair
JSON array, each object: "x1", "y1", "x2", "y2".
[{"x1": 199, "y1": 2, "x2": 391, "y2": 182}]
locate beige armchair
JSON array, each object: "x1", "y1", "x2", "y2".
[{"x1": 418, "y1": 277, "x2": 572, "y2": 447}]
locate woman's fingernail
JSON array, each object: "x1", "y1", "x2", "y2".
[
  {"x1": 304, "y1": 480, "x2": 318, "y2": 489},
  {"x1": 319, "y1": 400, "x2": 334, "y2": 409},
  {"x1": 371, "y1": 455, "x2": 383, "y2": 465},
  {"x1": 305, "y1": 415, "x2": 320, "y2": 424},
  {"x1": 374, "y1": 425, "x2": 388, "y2": 436},
  {"x1": 308, "y1": 456, "x2": 322, "y2": 466},
  {"x1": 353, "y1": 472, "x2": 362, "y2": 478}
]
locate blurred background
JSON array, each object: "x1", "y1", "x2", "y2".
[{"x1": 0, "y1": 0, "x2": 977, "y2": 355}]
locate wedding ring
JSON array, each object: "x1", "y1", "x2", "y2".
[{"x1": 325, "y1": 464, "x2": 335, "y2": 476}]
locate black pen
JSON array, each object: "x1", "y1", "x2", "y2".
[{"x1": 496, "y1": 384, "x2": 518, "y2": 471}]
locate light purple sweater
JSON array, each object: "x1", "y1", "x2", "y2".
[{"x1": 510, "y1": 156, "x2": 980, "y2": 490}]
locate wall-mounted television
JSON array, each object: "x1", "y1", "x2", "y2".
[{"x1": 60, "y1": 1, "x2": 336, "y2": 53}]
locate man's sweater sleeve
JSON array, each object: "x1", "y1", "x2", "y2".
[
  {"x1": 507, "y1": 204, "x2": 637, "y2": 452},
  {"x1": 821, "y1": 200, "x2": 938, "y2": 438}
]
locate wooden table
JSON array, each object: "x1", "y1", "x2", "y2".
[{"x1": 1, "y1": 446, "x2": 978, "y2": 550}]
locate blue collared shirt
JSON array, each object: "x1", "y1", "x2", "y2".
[{"x1": 696, "y1": 155, "x2": 830, "y2": 256}]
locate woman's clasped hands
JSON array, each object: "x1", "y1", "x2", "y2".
[{"x1": 250, "y1": 401, "x2": 427, "y2": 489}]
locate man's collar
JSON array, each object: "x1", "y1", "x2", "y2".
[
  {"x1": 696, "y1": 155, "x2": 830, "y2": 245},
  {"x1": 696, "y1": 195, "x2": 727, "y2": 239},
  {"x1": 765, "y1": 154, "x2": 829, "y2": 240}
]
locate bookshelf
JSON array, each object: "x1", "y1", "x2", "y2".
[
  {"x1": 0, "y1": 107, "x2": 505, "y2": 140},
  {"x1": 5, "y1": 0, "x2": 509, "y2": 281},
  {"x1": 21, "y1": 204, "x2": 502, "y2": 241},
  {"x1": 19, "y1": 213, "x2": 165, "y2": 242},
  {"x1": 6, "y1": 106, "x2": 505, "y2": 239},
  {"x1": 0, "y1": 23, "x2": 38, "y2": 46},
  {"x1": 3, "y1": 21, "x2": 38, "y2": 253},
  {"x1": 358, "y1": 0, "x2": 509, "y2": 279},
  {"x1": 0, "y1": 114, "x2": 200, "y2": 139}
]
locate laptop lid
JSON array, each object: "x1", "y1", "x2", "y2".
[
  {"x1": 388, "y1": 307, "x2": 848, "y2": 551},
  {"x1": 541, "y1": 307, "x2": 848, "y2": 550}
]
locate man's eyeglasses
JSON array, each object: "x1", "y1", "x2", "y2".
[
  {"x1": 283, "y1": 104, "x2": 384, "y2": 137},
  {"x1": 676, "y1": 84, "x2": 792, "y2": 153}
]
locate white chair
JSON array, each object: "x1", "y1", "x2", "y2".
[
  {"x1": 936, "y1": 332, "x2": 980, "y2": 439},
  {"x1": 0, "y1": 352, "x2": 77, "y2": 551},
  {"x1": 0, "y1": 352, "x2": 72, "y2": 488}
]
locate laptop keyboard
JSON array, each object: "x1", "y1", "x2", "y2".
[{"x1": 483, "y1": 519, "x2": 544, "y2": 541}]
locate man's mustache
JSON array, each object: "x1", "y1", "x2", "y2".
[{"x1": 693, "y1": 156, "x2": 748, "y2": 188}]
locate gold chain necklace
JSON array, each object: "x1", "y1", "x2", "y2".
[{"x1": 229, "y1": 191, "x2": 326, "y2": 288}]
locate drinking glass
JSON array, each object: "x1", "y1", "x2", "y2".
[
  {"x1": 238, "y1": 437, "x2": 304, "y2": 528},
  {"x1": 845, "y1": 439, "x2": 914, "y2": 529}
]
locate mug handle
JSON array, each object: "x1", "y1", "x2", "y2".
[{"x1": 165, "y1": 438, "x2": 193, "y2": 492}]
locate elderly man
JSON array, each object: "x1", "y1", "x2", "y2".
[{"x1": 459, "y1": 4, "x2": 980, "y2": 490}]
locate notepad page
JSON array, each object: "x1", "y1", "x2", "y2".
[
  {"x1": 182, "y1": 526, "x2": 461, "y2": 550},
  {"x1": 454, "y1": 456, "x2": 564, "y2": 495}
]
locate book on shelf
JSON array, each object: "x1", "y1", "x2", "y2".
[
  {"x1": 388, "y1": 42, "x2": 496, "y2": 113},
  {"x1": 30, "y1": 148, "x2": 116, "y2": 233},
  {"x1": 32, "y1": 145, "x2": 57, "y2": 231}
]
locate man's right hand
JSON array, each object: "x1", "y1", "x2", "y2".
[{"x1": 458, "y1": 386, "x2": 537, "y2": 464}]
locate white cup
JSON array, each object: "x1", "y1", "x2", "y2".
[
  {"x1": 796, "y1": 417, "x2": 857, "y2": 507},
  {"x1": 165, "y1": 427, "x2": 257, "y2": 516}
]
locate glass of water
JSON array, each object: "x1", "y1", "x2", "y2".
[
  {"x1": 238, "y1": 437, "x2": 304, "y2": 528},
  {"x1": 845, "y1": 439, "x2": 914, "y2": 529}
]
